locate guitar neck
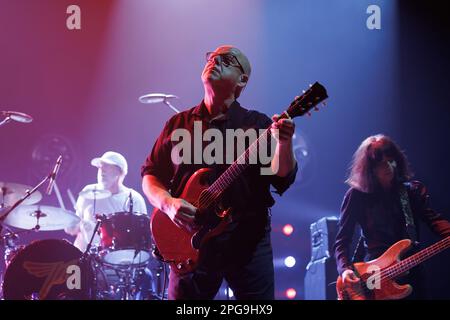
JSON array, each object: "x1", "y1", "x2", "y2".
[
  {"x1": 198, "y1": 112, "x2": 291, "y2": 208},
  {"x1": 385, "y1": 236, "x2": 450, "y2": 279},
  {"x1": 194, "y1": 81, "x2": 328, "y2": 209}
]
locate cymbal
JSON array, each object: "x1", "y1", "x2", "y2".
[
  {"x1": 0, "y1": 182, "x2": 42, "y2": 207},
  {"x1": 79, "y1": 188, "x2": 112, "y2": 200},
  {"x1": 2, "y1": 205, "x2": 80, "y2": 231}
]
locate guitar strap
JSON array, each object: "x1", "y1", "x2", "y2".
[
  {"x1": 349, "y1": 234, "x2": 364, "y2": 278},
  {"x1": 350, "y1": 184, "x2": 418, "y2": 267},
  {"x1": 351, "y1": 234, "x2": 365, "y2": 265},
  {"x1": 399, "y1": 183, "x2": 419, "y2": 245}
]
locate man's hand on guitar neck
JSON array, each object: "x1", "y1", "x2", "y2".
[
  {"x1": 271, "y1": 114, "x2": 295, "y2": 144},
  {"x1": 270, "y1": 114, "x2": 296, "y2": 178}
]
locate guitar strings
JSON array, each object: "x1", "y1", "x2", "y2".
[
  {"x1": 380, "y1": 237, "x2": 450, "y2": 281},
  {"x1": 196, "y1": 127, "x2": 272, "y2": 209},
  {"x1": 196, "y1": 91, "x2": 313, "y2": 209},
  {"x1": 368, "y1": 237, "x2": 450, "y2": 285}
]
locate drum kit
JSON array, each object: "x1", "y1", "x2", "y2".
[
  {"x1": 0, "y1": 181, "x2": 167, "y2": 300},
  {"x1": 1, "y1": 110, "x2": 172, "y2": 300}
]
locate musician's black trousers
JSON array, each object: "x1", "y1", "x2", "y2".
[{"x1": 168, "y1": 214, "x2": 275, "y2": 300}]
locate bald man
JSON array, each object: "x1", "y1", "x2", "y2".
[{"x1": 142, "y1": 45, "x2": 298, "y2": 300}]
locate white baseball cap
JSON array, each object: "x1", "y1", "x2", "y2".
[{"x1": 91, "y1": 151, "x2": 128, "y2": 175}]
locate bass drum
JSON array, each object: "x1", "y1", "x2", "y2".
[{"x1": 2, "y1": 239, "x2": 94, "y2": 300}]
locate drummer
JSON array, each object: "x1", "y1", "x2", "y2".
[{"x1": 65, "y1": 151, "x2": 147, "y2": 252}]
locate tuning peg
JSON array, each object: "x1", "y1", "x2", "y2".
[
  {"x1": 321, "y1": 101, "x2": 327, "y2": 107},
  {"x1": 309, "y1": 83, "x2": 312, "y2": 87},
  {"x1": 314, "y1": 106, "x2": 319, "y2": 111},
  {"x1": 302, "y1": 90, "x2": 306, "y2": 94},
  {"x1": 307, "y1": 112, "x2": 312, "y2": 116}
]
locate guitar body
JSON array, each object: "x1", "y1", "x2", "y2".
[
  {"x1": 151, "y1": 168, "x2": 232, "y2": 275},
  {"x1": 337, "y1": 239, "x2": 413, "y2": 300}
]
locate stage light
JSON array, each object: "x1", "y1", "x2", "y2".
[
  {"x1": 282, "y1": 224, "x2": 294, "y2": 236},
  {"x1": 285, "y1": 288, "x2": 297, "y2": 299},
  {"x1": 284, "y1": 256, "x2": 296, "y2": 268},
  {"x1": 224, "y1": 287, "x2": 234, "y2": 298}
]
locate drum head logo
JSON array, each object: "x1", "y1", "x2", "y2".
[{"x1": 23, "y1": 259, "x2": 80, "y2": 300}]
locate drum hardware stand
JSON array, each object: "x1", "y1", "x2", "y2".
[
  {"x1": 1, "y1": 187, "x2": 7, "y2": 209},
  {"x1": 116, "y1": 267, "x2": 139, "y2": 300},
  {"x1": 78, "y1": 215, "x2": 105, "y2": 300},
  {"x1": 95, "y1": 262, "x2": 146, "y2": 300},
  {"x1": 128, "y1": 192, "x2": 145, "y2": 266},
  {"x1": 52, "y1": 181, "x2": 66, "y2": 210},
  {"x1": 150, "y1": 244, "x2": 169, "y2": 300},
  {"x1": 1, "y1": 227, "x2": 20, "y2": 272},
  {"x1": 29, "y1": 208, "x2": 46, "y2": 231},
  {"x1": 158, "y1": 261, "x2": 168, "y2": 300},
  {"x1": 0, "y1": 169, "x2": 51, "y2": 299},
  {"x1": 0, "y1": 115, "x2": 12, "y2": 127},
  {"x1": 80, "y1": 185, "x2": 101, "y2": 248},
  {"x1": 80, "y1": 215, "x2": 104, "y2": 263},
  {"x1": 0, "y1": 165, "x2": 58, "y2": 235}
]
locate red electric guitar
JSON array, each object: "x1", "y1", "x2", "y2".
[{"x1": 151, "y1": 82, "x2": 328, "y2": 274}]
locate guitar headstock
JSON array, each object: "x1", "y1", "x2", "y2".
[{"x1": 286, "y1": 82, "x2": 328, "y2": 119}]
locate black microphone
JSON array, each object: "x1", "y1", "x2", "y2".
[
  {"x1": 128, "y1": 191, "x2": 134, "y2": 213},
  {"x1": 46, "y1": 155, "x2": 63, "y2": 195}
]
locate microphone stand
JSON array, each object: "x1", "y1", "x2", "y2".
[
  {"x1": 0, "y1": 172, "x2": 53, "y2": 234},
  {"x1": 79, "y1": 215, "x2": 104, "y2": 300},
  {"x1": 0, "y1": 116, "x2": 12, "y2": 127},
  {"x1": 128, "y1": 192, "x2": 141, "y2": 262},
  {"x1": 80, "y1": 217, "x2": 103, "y2": 263},
  {"x1": 78, "y1": 186, "x2": 103, "y2": 300},
  {"x1": 163, "y1": 99, "x2": 180, "y2": 114},
  {"x1": 80, "y1": 186, "x2": 102, "y2": 262}
]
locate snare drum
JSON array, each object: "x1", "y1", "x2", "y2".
[
  {"x1": 2, "y1": 239, "x2": 93, "y2": 300},
  {"x1": 99, "y1": 212, "x2": 151, "y2": 267}
]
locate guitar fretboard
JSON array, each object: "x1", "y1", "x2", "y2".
[
  {"x1": 196, "y1": 113, "x2": 290, "y2": 208},
  {"x1": 382, "y1": 236, "x2": 450, "y2": 280},
  {"x1": 192, "y1": 81, "x2": 328, "y2": 209}
]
